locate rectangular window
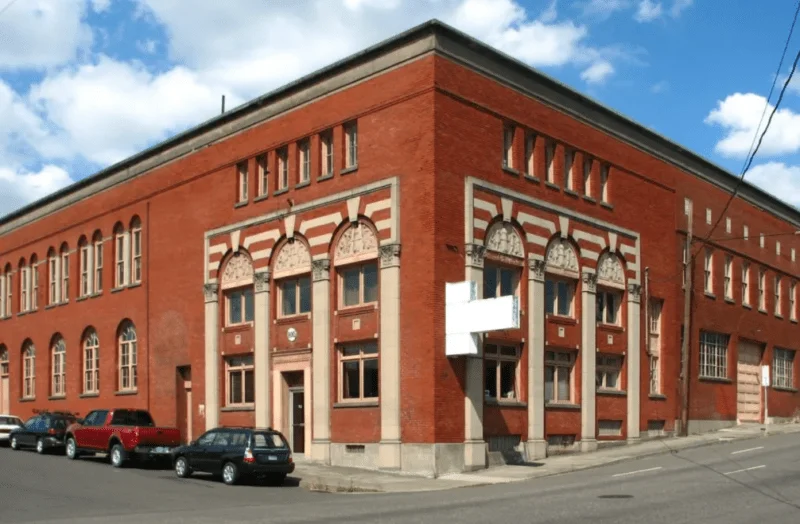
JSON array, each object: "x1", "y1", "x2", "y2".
[
  {"x1": 699, "y1": 331, "x2": 729, "y2": 379},
  {"x1": 596, "y1": 354, "x2": 622, "y2": 390},
  {"x1": 80, "y1": 245, "x2": 90, "y2": 297},
  {"x1": 724, "y1": 255, "x2": 732, "y2": 300},
  {"x1": 791, "y1": 282, "x2": 797, "y2": 321},
  {"x1": 49, "y1": 257, "x2": 57, "y2": 305},
  {"x1": 483, "y1": 264, "x2": 519, "y2": 299},
  {"x1": 279, "y1": 276, "x2": 311, "y2": 317},
  {"x1": 563, "y1": 148, "x2": 574, "y2": 190},
  {"x1": 345, "y1": 122, "x2": 358, "y2": 168},
  {"x1": 760, "y1": 234, "x2": 765, "y2": 248},
  {"x1": 525, "y1": 133, "x2": 535, "y2": 176},
  {"x1": 503, "y1": 125, "x2": 514, "y2": 169},
  {"x1": 684, "y1": 198, "x2": 692, "y2": 216},
  {"x1": 132, "y1": 227, "x2": 142, "y2": 285},
  {"x1": 31, "y1": 265, "x2": 38, "y2": 310},
  {"x1": 320, "y1": 131, "x2": 334, "y2": 177},
  {"x1": 759, "y1": 269, "x2": 766, "y2": 310},
  {"x1": 600, "y1": 164, "x2": 609, "y2": 202},
  {"x1": 256, "y1": 154, "x2": 268, "y2": 197},
  {"x1": 704, "y1": 249, "x2": 713, "y2": 294},
  {"x1": 648, "y1": 299, "x2": 662, "y2": 395},
  {"x1": 726, "y1": 217, "x2": 731, "y2": 234},
  {"x1": 545, "y1": 140, "x2": 555, "y2": 183},
  {"x1": 777, "y1": 241, "x2": 782, "y2": 256},
  {"x1": 226, "y1": 355, "x2": 255, "y2": 406},
  {"x1": 61, "y1": 253, "x2": 69, "y2": 301},
  {"x1": 19, "y1": 267, "x2": 28, "y2": 312},
  {"x1": 682, "y1": 244, "x2": 688, "y2": 289},
  {"x1": 793, "y1": 248, "x2": 797, "y2": 262},
  {"x1": 545, "y1": 351, "x2": 574, "y2": 404},
  {"x1": 742, "y1": 262, "x2": 750, "y2": 305},
  {"x1": 115, "y1": 234, "x2": 125, "y2": 287},
  {"x1": 339, "y1": 342, "x2": 378, "y2": 401},
  {"x1": 705, "y1": 208, "x2": 712, "y2": 225},
  {"x1": 775, "y1": 276, "x2": 782, "y2": 316},
  {"x1": 545, "y1": 278, "x2": 574, "y2": 317},
  {"x1": 340, "y1": 262, "x2": 378, "y2": 308},
  {"x1": 4, "y1": 274, "x2": 10, "y2": 317},
  {"x1": 484, "y1": 344, "x2": 520, "y2": 401},
  {"x1": 226, "y1": 288, "x2": 255, "y2": 326},
  {"x1": 583, "y1": 157, "x2": 592, "y2": 196},
  {"x1": 277, "y1": 148, "x2": 288, "y2": 190},
  {"x1": 298, "y1": 139, "x2": 310, "y2": 183},
  {"x1": 237, "y1": 161, "x2": 248, "y2": 203},
  {"x1": 596, "y1": 290, "x2": 621, "y2": 325},
  {"x1": 773, "y1": 348, "x2": 795, "y2": 389},
  {"x1": 94, "y1": 241, "x2": 103, "y2": 293},
  {"x1": 743, "y1": 225, "x2": 749, "y2": 240}
]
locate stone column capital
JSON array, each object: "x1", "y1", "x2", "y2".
[
  {"x1": 528, "y1": 257, "x2": 546, "y2": 282},
  {"x1": 254, "y1": 270, "x2": 271, "y2": 293},
  {"x1": 464, "y1": 243, "x2": 486, "y2": 269},
  {"x1": 627, "y1": 283, "x2": 642, "y2": 304},
  {"x1": 581, "y1": 270, "x2": 597, "y2": 294},
  {"x1": 379, "y1": 244, "x2": 401, "y2": 268},
  {"x1": 203, "y1": 283, "x2": 219, "y2": 303},
  {"x1": 312, "y1": 259, "x2": 331, "y2": 282}
]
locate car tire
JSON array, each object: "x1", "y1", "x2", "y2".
[
  {"x1": 222, "y1": 461, "x2": 239, "y2": 486},
  {"x1": 174, "y1": 456, "x2": 192, "y2": 478},
  {"x1": 10, "y1": 436, "x2": 18, "y2": 450},
  {"x1": 109, "y1": 444, "x2": 127, "y2": 468},
  {"x1": 65, "y1": 438, "x2": 78, "y2": 460},
  {"x1": 36, "y1": 438, "x2": 45, "y2": 455}
]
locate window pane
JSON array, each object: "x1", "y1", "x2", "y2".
[
  {"x1": 499, "y1": 346, "x2": 516, "y2": 357},
  {"x1": 500, "y1": 269, "x2": 515, "y2": 297},
  {"x1": 557, "y1": 282, "x2": 570, "y2": 316},
  {"x1": 500, "y1": 361, "x2": 516, "y2": 399},
  {"x1": 545, "y1": 280, "x2": 555, "y2": 314},
  {"x1": 596, "y1": 293, "x2": 605, "y2": 323},
  {"x1": 363, "y1": 358, "x2": 379, "y2": 398},
  {"x1": 244, "y1": 370, "x2": 255, "y2": 403},
  {"x1": 282, "y1": 281, "x2": 297, "y2": 316},
  {"x1": 606, "y1": 369, "x2": 619, "y2": 389},
  {"x1": 244, "y1": 288, "x2": 254, "y2": 322},
  {"x1": 363, "y1": 264, "x2": 378, "y2": 303},
  {"x1": 485, "y1": 360, "x2": 498, "y2": 399},
  {"x1": 343, "y1": 268, "x2": 360, "y2": 306},
  {"x1": 230, "y1": 372, "x2": 242, "y2": 404},
  {"x1": 298, "y1": 276, "x2": 311, "y2": 313},
  {"x1": 607, "y1": 294, "x2": 617, "y2": 324},
  {"x1": 362, "y1": 342, "x2": 378, "y2": 355},
  {"x1": 544, "y1": 366, "x2": 554, "y2": 402},
  {"x1": 229, "y1": 291, "x2": 243, "y2": 324},
  {"x1": 343, "y1": 361, "x2": 360, "y2": 399},
  {"x1": 484, "y1": 269, "x2": 498, "y2": 299},
  {"x1": 557, "y1": 368, "x2": 570, "y2": 401}
]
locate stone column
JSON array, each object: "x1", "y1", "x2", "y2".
[
  {"x1": 310, "y1": 259, "x2": 331, "y2": 464},
  {"x1": 463, "y1": 243, "x2": 486, "y2": 471},
  {"x1": 379, "y1": 244, "x2": 402, "y2": 469},
  {"x1": 203, "y1": 283, "x2": 220, "y2": 430},
  {"x1": 580, "y1": 270, "x2": 598, "y2": 452},
  {"x1": 525, "y1": 257, "x2": 548, "y2": 460},
  {"x1": 627, "y1": 283, "x2": 642, "y2": 442},
  {"x1": 254, "y1": 270, "x2": 272, "y2": 429}
]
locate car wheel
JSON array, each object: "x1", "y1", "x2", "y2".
[
  {"x1": 10, "y1": 436, "x2": 18, "y2": 450},
  {"x1": 222, "y1": 461, "x2": 239, "y2": 485},
  {"x1": 174, "y1": 456, "x2": 192, "y2": 478},
  {"x1": 36, "y1": 438, "x2": 45, "y2": 454},
  {"x1": 110, "y1": 444, "x2": 126, "y2": 468},
  {"x1": 65, "y1": 438, "x2": 78, "y2": 460}
]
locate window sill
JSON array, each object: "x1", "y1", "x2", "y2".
[
  {"x1": 544, "y1": 181, "x2": 560, "y2": 191},
  {"x1": 341, "y1": 165, "x2": 359, "y2": 175},
  {"x1": 758, "y1": 308, "x2": 768, "y2": 315},
  {"x1": 318, "y1": 173, "x2": 334, "y2": 182},
  {"x1": 76, "y1": 295, "x2": 89, "y2": 303},
  {"x1": 111, "y1": 286, "x2": 127, "y2": 294},
  {"x1": 295, "y1": 180, "x2": 311, "y2": 189},
  {"x1": 724, "y1": 297, "x2": 735, "y2": 304},
  {"x1": 79, "y1": 393, "x2": 100, "y2": 399},
  {"x1": 791, "y1": 318, "x2": 798, "y2": 324},
  {"x1": 547, "y1": 315, "x2": 577, "y2": 326},
  {"x1": 17, "y1": 311, "x2": 29, "y2": 317},
  {"x1": 502, "y1": 166, "x2": 520, "y2": 177},
  {"x1": 649, "y1": 394, "x2": 668, "y2": 400},
  {"x1": 704, "y1": 292, "x2": 716, "y2": 300},
  {"x1": 336, "y1": 303, "x2": 378, "y2": 316},
  {"x1": 583, "y1": 195, "x2": 597, "y2": 204},
  {"x1": 485, "y1": 399, "x2": 527, "y2": 408},
  {"x1": 598, "y1": 323, "x2": 624, "y2": 333},
  {"x1": 597, "y1": 389, "x2": 626, "y2": 397},
  {"x1": 524, "y1": 174, "x2": 539, "y2": 183},
  {"x1": 254, "y1": 194, "x2": 269, "y2": 203},
  {"x1": 273, "y1": 188, "x2": 289, "y2": 197},
  {"x1": 773, "y1": 386, "x2": 799, "y2": 393},
  {"x1": 698, "y1": 376, "x2": 732, "y2": 384},
  {"x1": 546, "y1": 402, "x2": 580, "y2": 410},
  {"x1": 234, "y1": 201, "x2": 248, "y2": 209},
  {"x1": 564, "y1": 189, "x2": 580, "y2": 198},
  {"x1": 115, "y1": 390, "x2": 138, "y2": 396},
  {"x1": 128, "y1": 282, "x2": 142, "y2": 290},
  {"x1": 275, "y1": 314, "x2": 311, "y2": 325},
  {"x1": 48, "y1": 395, "x2": 66, "y2": 401},
  {"x1": 221, "y1": 406, "x2": 254, "y2": 412},
  {"x1": 223, "y1": 323, "x2": 253, "y2": 333},
  {"x1": 743, "y1": 303, "x2": 752, "y2": 310},
  {"x1": 776, "y1": 314, "x2": 784, "y2": 320},
  {"x1": 600, "y1": 202, "x2": 614, "y2": 210},
  {"x1": 45, "y1": 304, "x2": 58, "y2": 310},
  {"x1": 334, "y1": 400, "x2": 379, "y2": 409},
  {"x1": 19, "y1": 397, "x2": 36, "y2": 403}
]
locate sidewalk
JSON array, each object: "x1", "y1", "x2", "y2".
[{"x1": 295, "y1": 422, "x2": 800, "y2": 493}]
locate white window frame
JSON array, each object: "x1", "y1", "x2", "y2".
[
  {"x1": 277, "y1": 148, "x2": 288, "y2": 190},
  {"x1": 225, "y1": 287, "x2": 255, "y2": 327},
  {"x1": 483, "y1": 263, "x2": 520, "y2": 299},
  {"x1": 545, "y1": 351, "x2": 575, "y2": 404},
  {"x1": 484, "y1": 343, "x2": 520, "y2": 402},
  {"x1": 525, "y1": 132, "x2": 535, "y2": 176},
  {"x1": 726, "y1": 217, "x2": 731, "y2": 234},
  {"x1": 320, "y1": 131, "x2": 334, "y2": 177},
  {"x1": 704, "y1": 249, "x2": 713, "y2": 294},
  {"x1": 596, "y1": 354, "x2": 623, "y2": 391},
  {"x1": 131, "y1": 222, "x2": 142, "y2": 285},
  {"x1": 742, "y1": 262, "x2": 750, "y2": 305},
  {"x1": 699, "y1": 330, "x2": 729, "y2": 379},
  {"x1": 256, "y1": 153, "x2": 269, "y2": 197},
  {"x1": 564, "y1": 148, "x2": 574, "y2": 190},
  {"x1": 545, "y1": 140, "x2": 555, "y2": 183},
  {"x1": 237, "y1": 161, "x2": 248, "y2": 203},
  {"x1": 600, "y1": 164, "x2": 609, "y2": 203},
  {"x1": 724, "y1": 255, "x2": 732, "y2": 300},
  {"x1": 743, "y1": 225, "x2": 749, "y2": 240},
  {"x1": 5, "y1": 272, "x2": 11, "y2": 317},
  {"x1": 84, "y1": 332, "x2": 100, "y2": 395},
  {"x1": 60, "y1": 250, "x2": 69, "y2": 301},
  {"x1": 115, "y1": 230, "x2": 127, "y2": 288},
  {"x1": 583, "y1": 156, "x2": 592, "y2": 196},
  {"x1": 791, "y1": 282, "x2": 797, "y2": 321},
  {"x1": 94, "y1": 238, "x2": 103, "y2": 293},
  {"x1": 777, "y1": 241, "x2": 781, "y2": 256},
  {"x1": 503, "y1": 125, "x2": 514, "y2": 169},
  {"x1": 759, "y1": 269, "x2": 766, "y2": 310},
  {"x1": 30, "y1": 261, "x2": 38, "y2": 310},
  {"x1": 338, "y1": 341, "x2": 379, "y2": 402},
  {"x1": 118, "y1": 324, "x2": 138, "y2": 392},
  {"x1": 49, "y1": 254, "x2": 58, "y2": 305},
  {"x1": 705, "y1": 208, "x2": 712, "y2": 225},
  {"x1": 22, "y1": 344, "x2": 35, "y2": 399},
  {"x1": 648, "y1": 299, "x2": 662, "y2": 395},
  {"x1": 19, "y1": 265, "x2": 28, "y2": 313},
  {"x1": 345, "y1": 122, "x2": 358, "y2": 168},
  {"x1": 299, "y1": 139, "x2": 311, "y2": 183},
  {"x1": 773, "y1": 348, "x2": 795, "y2": 389},
  {"x1": 226, "y1": 355, "x2": 255, "y2": 407},
  {"x1": 596, "y1": 289, "x2": 622, "y2": 326},
  {"x1": 80, "y1": 244, "x2": 90, "y2": 297},
  {"x1": 775, "y1": 276, "x2": 782, "y2": 317},
  {"x1": 545, "y1": 277, "x2": 575, "y2": 318},
  {"x1": 278, "y1": 276, "x2": 312, "y2": 318},
  {"x1": 339, "y1": 262, "x2": 379, "y2": 309},
  {"x1": 51, "y1": 338, "x2": 66, "y2": 397}
]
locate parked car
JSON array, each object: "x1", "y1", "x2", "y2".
[
  {"x1": 64, "y1": 408, "x2": 182, "y2": 468},
  {"x1": 171, "y1": 427, "x2": 295, "y2": 486},
  {"x1": 0, "y1": 415, "x2": 23, "y2": 446},
  {"x1": 8, "y1": 411, "x2": 76, "y2": 454}
]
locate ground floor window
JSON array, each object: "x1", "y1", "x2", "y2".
[
  {"x1": 649, "y1": 355, "x2": 660, "y2": 395},
  {"x1": 596, "y1": 354, "x2": 622, "y2": 390},
  {"x1": 339, "y1": 341, "x2": 378, "y2": 401},
  {"x1": 773, "y1": 348, "x2": 795, "y2": 389},
  {"x1": 484, "y1": 343, "x2": 519, "y2": 401},
  {"x1": 545, "y1": 350, "x2": 574, "y2": 404},
  {"x1": 699, "y1": 330, "x2": 729, "y2": 379},
  {"x1": 226, "y1": 355, "x2": 254, "y2": 406}
]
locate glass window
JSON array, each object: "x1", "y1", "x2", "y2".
[
  {"x1": 596, "y1": 290, "x2": 621, "y2": 325},
  {"x1": 484, "y1": 344, "x2": 520, "y2": 401},
  {"x1": 280, "y1": 276, "x2": 311, "y2": 317},
  {"x1": 339, "y1": 342, "x2": 379, "y2": 401},
  {"x1": 545, "y1": 279, "x2": 574, "y2": 317},
  {"x1": 699, "y1": 331, "x2": 729, "y2": 379},
  {"x1": 253, "y1": 432, "x2": 288, "y2": 449},
  {"x1": 227, "y1": 355, "x2": 255, "y2": 406},
  {"x1": 545, "y1": 351, "x2": 574, "y2": 403},
  {"x1": 227, "y1": 288, "x2": 254, "y2": 325},
  {"x1": 340, "y1": 263, "x2": 378, "y2": 307},
  {"x1": 596, "y1": 355, "x2": 623, "y2": 390}
]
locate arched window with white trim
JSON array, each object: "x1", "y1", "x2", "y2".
[
  {"x1": 83, "y1": 329, "x2": 100, "y2": 394},
  {"x1": 30, "y1": 255, "x2": 38, "y2": 310},
  {"x1": 273, "y1": 238, "x2": 312, "y2": 318},
  {"x1": 60, "y1": 243, "x2": 70, "y2": 301},
  {"x1": 18, "y1": 259, "x2": 29, "y2": 313},
  {"x1": 22, "y1": 341, "x2": 35, "y2": 399},
  {"x1": 51, "y1": 336, "x2": 66, "y2": 397},
  {"x1": 131, "y1": 217, "x2": 142, "y2": 285},
  {"x1": 334, "y1": 221, "x2": 379, "y2": 309},
  {"x1": 118, "y1": 322, "x2": 137, "y2": 392},
  {"x1": 220, "y1": 252, "x2": 255, "y2": 326},
  {"x1": 544, "y1": 238, "x2": 580, "y2": 318},
  {"x1": 93, "y1": 231, "x2": 104, "y2": 293}
]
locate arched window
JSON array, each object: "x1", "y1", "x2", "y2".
[
  {"x1": 79, "y1": 236, "x2": 90, "y2": 298},
  {"x1": 19, "y1": 258, "x2": 29, "y2": 313},
  {"x1": 596, "y1": 251, "x2": 626, "y2": 327},
  {"x1": 334, "y1": 221, "x2": 379, "y2": 308},
  {"x1": 83, "y1": 330, "x2": 100, "y2": 394},
  {"x1": 0, "y1": 345, "x2": 8, "y2": 377},
  {"x1": 220, "y1": 252, "x2": 254, "y2": 326},
  {"x1": 130, "y1": 217, "x2": 142, "y2": 285},
  {"x1": 118, "y1": 322, "x2": 137, "y2": 392},
  {"x1": 273, "y1": 238, "x2": 312, "y2": 318},
  {"x1": 60, "y1": 243, "x2": 70, "y2": 301},
  {"x1": 47, "y1": 247, "x2": 58, "y2": 305},
  {"x1": 114, "y1": 222, "x2": 126, "y2": 288},
  {"x1": 30, "y1": 255, "x2": 38, "y2": 310},
  {"x1": 544, "y1": 238, "x2": 580, "y2": 318},
  {"x1": 92, "y1": 231, "x2": 104, "y2": 293},
  {"x1": 22, "y1": 341, "x2": 35, "y2": 399},
  {"x1": 51, "y1": 336, "x2": 66, "y2": 397}
]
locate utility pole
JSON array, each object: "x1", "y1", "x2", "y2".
[{"x1": 680, "y1": 209, "x2": 692, "y2": 437}]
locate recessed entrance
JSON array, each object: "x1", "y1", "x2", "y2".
[
  {"x1": 737, "y1": 341, "x2": 763, "y2": 423},
  {"x1": 289, "y1": 387, "x2": 305, "y2": 454}
]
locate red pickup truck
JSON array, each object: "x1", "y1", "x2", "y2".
[{"x1": 64, "y1": 408, "x2": 182, "y2": 468}]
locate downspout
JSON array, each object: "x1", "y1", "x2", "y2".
[{"x1": 146, "y1": 201, "x2": 151, "y2": 414}]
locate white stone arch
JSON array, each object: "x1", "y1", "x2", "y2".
[
  {"x1": 220, "y1": 250, "x2": 255, "y2": 290},
  {"x1": 596, "y1": 251, "x2": 626, "y2": 289},
  {"x1": 272, "y1": 236, "x2": 312, "y2": 279},
  {"x1": 333, "y1": 219, "x2": 379, "y2": 267},
  {"x1": 484, "y1": 221, "x2": 525, "y2": 259},
  {"x1": 544, "y1": 237, "x2": 580, "y2": 278}
]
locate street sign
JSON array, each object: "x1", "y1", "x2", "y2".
[
  {"x1": 445, "y1": 280, "x2": 520, "y2": 357},
  {"x1": 761, "y1": 365, "x2": 770, "y2": 387}
]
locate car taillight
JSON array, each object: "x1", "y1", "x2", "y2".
[
  {"x1": 48, "y1": 429, "x2": 56, "y2": 435},
  {"x1": 243, "y1": 448, "x2": 255, "y2": 463}
]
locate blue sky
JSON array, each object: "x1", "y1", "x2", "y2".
[{"x1": 1, "y1": 0, "x2": 800, "y2": 217}]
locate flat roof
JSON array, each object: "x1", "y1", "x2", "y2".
[{"x1": 1, "y1": 19, "x2": 797, "y2": 234}]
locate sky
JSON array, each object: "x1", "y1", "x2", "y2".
[{"x1": 1, "y1": 0, "x2": 800, "y2": 218}]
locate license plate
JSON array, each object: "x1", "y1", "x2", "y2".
[
  {"x1": 267, "y1": 455, "x2": 278, "y2": 461},
  {"x1": 151, "y1": 447, "x2": 170, "y2": 454}
]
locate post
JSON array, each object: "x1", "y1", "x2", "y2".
[
  {"x1": 463, "y1": 243, "x2": 486, "y2": 471},
  {"x1": 680, "y1": 210, "x2": 693, "y2": 436},
  {"x1": 580, "y1": 269, "x2": 598, "y2": 452},
  {"x1": 525, "y1": 257, "x2": 547, "y2": 460},
  {"x1": 626, "y1": 283, "x2": 642, "y2": 442},
  {"x1": 203, "y1": 283, "x2": 220, "y2": 430},
  {"x1": 379, "y1": 244, "x2": 402, "y2": 469},
  {"x1": 253, "y1": 270, "x2": 271, "y2": 428},
  {"x1": 310, "y1": 259, "x2": 331, "y2": 463}
]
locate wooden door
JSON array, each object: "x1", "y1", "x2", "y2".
[{"x1": 737, "y1": 341, "x2": 762, "y2": 423}]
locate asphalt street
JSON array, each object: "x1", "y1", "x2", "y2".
[{"x1": 1, "y1": 432, "x2": 799, "y2": 523}]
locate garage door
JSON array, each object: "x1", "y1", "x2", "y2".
[{"x1": 737, "y1": 341, "x2": 762, "y2": 423}]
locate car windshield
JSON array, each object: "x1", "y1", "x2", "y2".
[
  {"x1": 252, "y1": 432, "x2": 288, "y2": 449},
  {"x1": 0, "y1": 417, "x2": 21, "y2": 426}
]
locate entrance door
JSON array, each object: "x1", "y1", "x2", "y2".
[
  {"x1": 289, "y1": 388, "x2": 305, "y2": 454},
  {"x1": 737, "y1": 341, "x2": 762, "y2": 423},
  {"x1": 176, "y1": 366, "x2": 192, "y2": 443}
]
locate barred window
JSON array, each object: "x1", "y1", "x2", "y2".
[
  {"x1": 773, "y1": 348, "x2": 794, "y2": 389},
  {"x1": 699, "y1": 331, "x2": 729, "y2": 379}
]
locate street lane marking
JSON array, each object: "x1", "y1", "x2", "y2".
[
  {"x1": 725, "y1": 465, "x2": 766, "y2": 475},
  {"x1": 731, "y1": 446, "x2": 764, "y2": 455},
  {"x1": 612, "y1": 467, "x2": 663, "y2": 478}
]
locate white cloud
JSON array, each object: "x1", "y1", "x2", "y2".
[
  {"x1": 634, "y1": 0, "x2": 662, "y2": 22},
  {"x1": 0, "y1": 166, "x2": 75, "y2": 217},
  {"x1": 705, "y1": 92, "x2": 800, "y2": 158},
  {"x1": 670, "y1": 0, "x2": 692, "y2": 17},
  {"x1": 136, "y1": 39, "x2": 158, "y2": 54},
  {"x1": 746, "y1": 162, "x2": 800, "y2": 208},
  {"x1": 581, "y1": 60, "x2": 614, "y2": 83},
  {"x1": 650, "y1": 80, "x2": 669, "y2": 93},
  {"x1": 343, "y1": 0, "x2": 403, "y2": 10},
  {"x1": 580, "y1": 0, "x2": 631, "y2": 20},
  {"x1": 90, "y1": 0, "x2": 112, "y2": 12}
]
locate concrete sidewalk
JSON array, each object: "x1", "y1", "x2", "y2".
[{"x1": 295, "y1": 422, "x2": 800, "y2": 493}]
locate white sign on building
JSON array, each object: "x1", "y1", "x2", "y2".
[{"x1": 445, "y1": 280, "x2": 520, "y2": 357}]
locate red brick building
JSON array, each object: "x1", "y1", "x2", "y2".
[{"x1": 0, "y1": 20, "x2": 798, "y2": 476}]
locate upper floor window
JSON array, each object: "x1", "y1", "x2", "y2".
[
  {"x1": 484, "y1": 344, "x2": 519, "y2": 402},
  {"x1": 743, "y1": 225, "x2": 749, "y2": 240},
  {"x1": 759, "y1": 269, "x2": 766, "y2": 310},
  {"x1": 777, "y1": 241, "x2": 782, "y2": 256},
  {"x1": 334, "y1": 221, "x2": 379, "y2": 308},
  {"x1": 345, "y1": 121, "x2": 358, "y2": 168},
  {"x1": 545, "y1": 140, "x2": 555, "y2": 183},
  {"x1": 563, "y1": 148, "x2": 575, "y2": 190},
  {"x1": 704, "y1": 249, "x2": 713, "y2": 294},
  {"x1": 320, "y1": 131, "x2": 334, "y2": 177},
  {"x1": 227, "y1": 288, "x2": 254, "y2": 325},
  {"x1": 544, "y1": 238, "x2": 579, "y2": 318},
  {"x1": 502, "y1": 125, "x2": 514, "y2": 169},
  {"x1": 60, "y1": 244, "x2": 70, "y2": 301},
  {"x1": 22, "y1": 342, "x2": 35, "y2": 399},
  {"x1": 773, "y1": 348, "x2": 795, "y2": 389},
  {"x1": 93, "y1": 231, "x2": 103, "y2": 293},
  {"x1": 583, "y1": 157, "x2": 593, "y2": 196},
  {"x1": 298, "y1": 139, "x2": 311, "y2": 183},
  {"x1": 51, "y1": 337, "x2": 66, "y2": 397},
  {"x1": 256, "y1": 154, "x2": 268, "y2": 197},
  {"x1": 545, "y1": 350, "x2": 574, "y2": 404},
  {"x1": 596, "y1": 354, "x2": 622, "y2": 390},
  {"x1": 273, "y1": 239, "x2": 312, "y2": 318},
  {"x1": 546, "y1": 279, "x2": 574, "y2": 317},
  {"x1": 596, "y1": 289, "x2": 621, "y2": 325},
  {"x1": 277, "y1": 148, "x2": 289, "y2": 190},
  {"x1": 280, "y1": 277, "x2": 311, "y2": 317},
  {"x1": 221, "y1": 252, "x2": 255, "y2": 326},
  {"x1": 648, "y1": 299, "x2": 663, "y2": 395},
  {"x1": 4, "y1": 266, "x2": 11, "y2": 317},
  {"x1": 30, "y1": 256, "x2": 38, "y2": 310},
  {"x1": 525, "y1": 132, "x2": 535, "y2": 176},
  {"x1": 48, "y1": 249, "x2": 58, "y2": 305},
  {"x1": 791, "y1": 282, "x2": 797, "y2": 321},
  {"x1": 726, "y1": 217, "x2": 731, "y2": 234},
  {"x1": 341, "y1": 264, "x2": 378, "y2": 308},
  {"x1": 760, "y1": 233, "x2": 765, "y2": 248},
  {"x1": 83, "y1": 330, "x2": 100, "y2": 395},
  {"x1": 599, "y1": 164, "x2": 610, "y2": 203},
  {"x1": 114, "y1": 223, "x2": 126, "y2": 288},
  {"x1": 775, "y1": 276, "x2": 782, "y2": 317},
  {"x1": 483, "y1": 264, "x2": 519, "y2": 299},
  {"x1": 226, "y1": 355, "x2": 254, "y2": 407},
  {"x1": 741, "y1": 262, "x2": 750, "y2": 305},
  {"x1": 724, "y1": 255, "x2": 733, "y2": 300},
  {"x1": 80, "y1": 239, "x2": 91, "y2": 297},
  {"x1": 339, "y1": 342, "x2": 378, "y2": 402},
  {"x1": 131, "y1": 217, "x2": 142, "y2": 285},
  {"x1": 118, "y1": 322, "x2": 138, "y2": 392},
  {"x1": 19, "y1": 261, "x2": 29, "y2": 313},
  {"x1": 705, "y1": 208, "x2": 712, "y2": 225},
  {"x1": 237, "y1": 161, "x2": 248, "y2": 203},
  {"x1": 699, "y1": 330, "x2": 729, "y2": 379},
  {"x1": 684, "y1": 198, "x2": 692, "y2": 216}
]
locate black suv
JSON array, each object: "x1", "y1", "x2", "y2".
[
  {"x1": 171, "y1": 427, "x2": 295, "y2": 486},
  {"x1": 9, "y1": 412, "x2": 78, "y2": 454}
]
